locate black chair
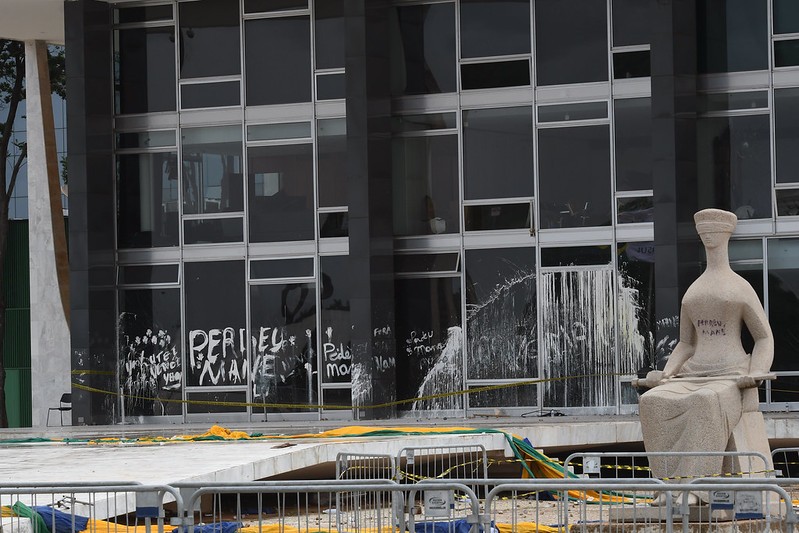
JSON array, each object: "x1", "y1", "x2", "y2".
[{"x1": 46, "y1": 393, "x2": 72, "y2": 426}]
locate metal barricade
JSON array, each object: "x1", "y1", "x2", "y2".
[
  {"x1": 336, "y1": 453, "x2": 396, "y2": 481},
  {"x1": 773, "y1": 447, "x2": 799, "y2": 478},
  {"x1": 397, "y1": 445, "x2": 489, "y2": 484}
]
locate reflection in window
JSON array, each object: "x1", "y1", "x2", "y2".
[
  {"x1": 697, "y1": 0, "x2": 767, "y2": 74},
  {"x1": 115, "y1": 28, "x2": 176, "y2": 114},
  {"x1": 617, "y1": 197, "x2": 654, "y2": 223},
  {"x1": 774, "y1": 0, "x2": 799, "y2": 34},
  {"x1": 464, "y1": 204, "x2": 531, "y2": 231},
  {"x1": 245, "y1": 17, "x2": 311, "y2": 105},
  {"x1": 250, "y1": 282, "x2": 317, "y2": 410},
  {"x1": 251, "y1": 258, "x2": 314, "y2": 279},
  {"x1": 463, "y1": 107, "x2": 533, "y2": 200},
  {"x1": 460, "y1": 0, "x2": 530, "y2": 58},
  {"x1": 183, "y1": 218, "x2": 243, "y2": 244},
  {"x1": 248, "y1": 143, "x2": 314, "y2": 242},
  {"x1": 116, "y1": 5, "x2": 172, "y2": 24},
  {"x1": 612, "y1": 0, "x2": 651, "y2": 46},
  {"x1": 181, "y1": 126, "x2": 243, "y2": 215},
  {"x1": 320, "y1": 256, "x2": 351, "y2": 384},
  {"x1": 117, "y1": 153, "x2": 179, "y2": 248},
  {"x1": 392, "y1": 135, "x2": 459, "y2": 236},
  {"x1": 390, "y1": 3, "x2": 456, "y2": 96},
  {"x1": 613, "y1": 51, "x2": 650, "y2": 78},
  {"x1": 535, "y1": 0, "x2": 608, "y2": 86},
  {"x1": 315, "y1": 0, "x2": 344, "y2": 70},
  {"x1": 317, "y1": 118, "x2": 347, "y2": 208},
  {"x1": 775, "y1": 88, "x2": 799, "y2": 184},
  {"x1": 775, "y1": 40, "x2": 799, "y2": 68},
  {"x1": 615, "y1": 98, "x2": 652, "y2": 192},
  {"x1": 180, "y1": 81, "x2": 240, "y2": 109},
  {"x1": 540, "y1": 245, "x2": 612, "y2": 267},
  {"x1": 538, "y1": 126, "x2": 612, "y2": 229},
  {"x1": 179, "y1": 0, "x2": 240, "y2": 78},
  {"x1": 460, "y1": 60, "x2": 530, "y2": 90},
  {"x1": 697, "y1": 115, "x2": 771, "y2": 219},
  {"x1": 777, "y1": 189, "x2": 799, "y2": 217},
  {"x1": 767, "y1": 239, "x2": 799, "y2": 401},
  {"x1": 320, "y1": 212, "x2": 349, "y2": 238},
  {"x1": 118, "y1": 289, "x2": 182, "y2": 417}
]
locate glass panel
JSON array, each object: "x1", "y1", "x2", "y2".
[
  {"x1": 538, "y1": 102, "x2": 607, "y2": 123},
  {"x1": 395, "y1": 253, "x2": 459, "y2": 274},
  {"x1": 465, "y1": 247, "x2": 536, "y2": 381},
  {"x1": 179, "y1": 0, "x2": 240, "y2": 78},
  {"x1": 771, "y1": 375, "x2": 799, "y2": 404},
  {"x1": 117, "y1": 130, "x2": 176, "y2": 149},
  {"x1": 115, "y1": 28, "x2": 176, "y2": 114},
  {"x1": 180, "y1": 81, "x2": 240, "y2": 109},
  {"x1": 395, "y1": 277, "x2": 462, "y2": 411},
  {"x1": 119, "y1": 264, "x2": 179, "y2": 285},
  {"x1": 184, "y1": 261, "x2": 246, "y2": 388},
  {"x1": 774, "y1": 0, "x2": 799, "y2": 34},
  {"x1": 390, "y1": 3, "x2": 456, "y2": 96},
  {"x1": 775, "y1": 40, "x2": 799, "y2": 68},
  {"x1": 698, "y1": 91, "x2": 769, "y2": 113},
  {"x1": 696, "y1": 115, "x2": 771, "y2": 220},
  {"x1": 767, "y1": 239, "x2": 799, "y2": 377},
  {"x1": 320, "y1": 212, "x2": 349, "y2": 238},
  {"x1": 540, "y1": 246, "x2": 612, "y2": 266},
  {"x1": 617, "y1": 196, "x2": 654, "y2": 223},
  {"x1": 614, "y1": 98, "x2": 652, "y2": 191},
  {"x1": 187, "y1": 391, "x2": 247, "y2": 413},
  {"x1": 460, "y1": 60, "x2": 531, "y2": 90},
  {"x1": 468, "y1": 384, "x2": 537, "y2": 408},
  {"x1": 535, "y1": 0, "x2": 608, "y2": 86},
  {"x1": 697, "y1": 0, "x2": 767, "y2": 74},
  {"x1": 392, "y1": 135, "x2": 459, "y2": 236},
  {"x1": 245, "y1": 17, "x2": 311, "y2": 105},
  {"x1": 315, "y1": 0, "x2": 344, "y2": 69},
  {"x1": 317, "y1": 118, "x2": 347, "y2": 208},
  {"x1": 247, "y1": 122, "x2": 312, "y2": 142},
  {"x1": 463, "y1": 107, "x2": 532, "y2": 200},
  {"x1": 116, "y1": 5, "x2": 173, "y2": 24},
  {"x1": 465, "y1": 204, "x2": 532, "y2": 231},
  {"x1": 181, "y1": 126, "x2": 243, "y2": 215},
  {"x1": 612, "y1": 50, "x2": 650, "y2": 79},
  {"x1": 250, "y1": 258, "x2": 314, "y2": 279},
  {"x1": 323, "y1": 388, "x2": 351, "y2": 407},
  {"x1": 118, "y1": 289, "x2": 182, "y2": 417},
  {"x1": 729, "y1": 239, "x2": 763, "y2": 261},
  {"x1": 248, "y1": 143, "x2": 315, "y2": 242},
  {"x1": 460, "y1": 0, "x2": 530, "y2": 58},
  {"x1": 775, "y1": 89, "x2": 799, "y2": 184},
  {"x1": 612, "y1": 0, "x2": 650, "y2": 46},
  {"x1": 316, "y1": 73, "x2": 345, "y2": 100},
  {"x1": 244, "y1": 0, "x2": 307, "y2": 13},
  {"x1": 391, "y1": 113, "x2": 457, "y2": 133},
  {"x1": 250, "y1": 282, "x2": 317, "y2": 411},
  {"x1": 320, "y1": 256, "x2": 351, "y2": 384},
  {"x1": 538, "y1": 125, "x2": 612, "y2": 229},
  {"x1": 776, "y1": 189, "x2": 799, "y2": 216},
  {"x1": 117, "y1": 152, "x2": 179, "y2": 248},
  {"x1": 183, "y1": 218, "x2": 243, "y2": 244}
]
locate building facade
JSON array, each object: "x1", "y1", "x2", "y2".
[{"x1": 65, "y1": 0, "x2": 799, "y2": 424}]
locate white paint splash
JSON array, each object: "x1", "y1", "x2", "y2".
[{"x1": 411, "y1": 326, "x2": 463, "y2": 411}]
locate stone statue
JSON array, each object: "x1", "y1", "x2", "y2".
[{"x1": 635, "y1": 208, "x2": 774, "y2": 498}]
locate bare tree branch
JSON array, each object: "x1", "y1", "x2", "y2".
[{"x1": 7, "y1": 142, "x2": 26, "y2": 202}]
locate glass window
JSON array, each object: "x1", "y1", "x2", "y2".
[
  {"x1": 392, "y1": 113, "x2": 457, "y2": 133},
  {"x1": 117, "y1": 130, "x2": 176, "y2": 150},
  {"x1": 613, "y1": 51, "x2": 650, "y2": 79},
  {"x1": 250, "y1": 258, "x2": 314, "y2": 279},
  {"x1": 320, "y1": 256, "x2": 351, "y2": 384},
  {"x1": 181, "y1": 126, "x2": 243, "y2": 215},
  {"x1": 245, "y1": 0, "x2": 307, "y2": 13},
  {"x1": 540, "y1": 245, "x2": 612, "y2": 266},
  {"x1": 183, "y1": 218, "x2": 243, "y2": 244},
  {"x1": 698, "y1": 91, "x2": 768, "y2": 113},
  {"x1": 460, "y1": 60, "x2": 531, "y2": 90},
  {"x1": 118, "y1": 289, "x2": 182, "y2": 416},
  {"x1": 119, "y1": 264, "x2": 179, "y2": 285},
  {"x1": 245, "y1": 17, "x2": 311, "y2": 106},
  {"x1": 775, "y1": 89, "x2": 799, "y2": 184},
  {"x1": 697, "y1": 0, "x2": 767, "y2": 74},
  {"x1": 465, "y1": 248, "x2": 536, "y2": 380},
  {"x1": 317, "y1": 118, "x2": 347, "y2": 208},
  {"x1": 395, "y1": 253, "x2": 459, "y2": 274},
  {"x1": 538, "y1": 102, "x2": 607, "y2": 123},
  {"x1": 116, "y1": 5, "x2": 173, "y2": 24},
  {"x1": 776, "y1": 189, "x2": 799, "y2": 216},
  {"x1": 187, "y1": 391, "x2": 247, "y2": 413},
  {"x1": 696, "y1": 115, "x2": 771, "y2": 219},
  {"x1": 248, "y1": 122, "x2": 311, "y2": 142},
  {"x1": 459, "y1": 0, "x2": 530, "y2": 58},
  {"x1": 464, "y1": 107, "x2": 533, "y2": 200},
  {"x1": 538, "y1": 125, "x2": 612, "y2": 229},
  {"x1": 184, "y1": 261, "x2": 246, "y2": 388},
  {"x1": 180, "y1": 81, "x2": 240, "y2": 109},
  {"x1": 774, "y1": 0, "x2": 799, "y2": 34},
  {"x1": 390, "y1": 3, "x2": 456, "y2": 96},
  {"x1": 250, "y1": 282, "x2": 317, "y2": 410},
  {"x1": 535, "y1": 0, "x2": 608, "y2": 86},
  {"x1": 320, "y1": 212, "x2": 349, "y2": 238},
  {"x1": 315, "y1": 0, "x2": 344, "y2": 69},
  {"x1": 117, "y1": 153, "x2": 179, "y2": 248},
  {"x1": 392, "y1": 135, "x2": 459, "y2": 236},
  {"x1": 614, "y1": 98, "x2": 652, "y2": 192},
  {"x1": 775, "y1": 40, "x2": 799, "y2": 68},
  {"x1": 469, "y1": 384, "x2": 537, "y2": 408},
  {"x1": 317, "y1": 73, "x2": 345, "y2": 100},
  {"x1": 465, "y1": 203, "x2": 532, "y2": 231},
  {"x1": 248, "y1": 143, "x2": 315, "y2": 242},
  {"x1": 767, "y1": 239, "x2": 799, "y2": 400},
  {"x1": 395, "y1": 277, "x2": 462, "y2": 410},
  {"x1": 115, "y1": 28, "x2": 176, "y2": 114},
  {"x1": 617, "y1": 197, "x2": 654, "y2": 223},
  {"x1": 178, "y1": 0, "x2": 240, "y2": 79},
  {"x1": 612, "y1": 0, "x2": 650, "y2": 46}
]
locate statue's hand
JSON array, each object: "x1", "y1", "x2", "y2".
[
  {"x1": 736, "y1": 376, "x2": 761, "y2": 389},
  {"x1": 634, "y1": 370, "x2": 666, "y2": 389}
]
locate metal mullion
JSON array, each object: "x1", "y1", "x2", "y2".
[
  {"x1": 462, "y1": 197, "x2": 533, "y2": 206},
  {"x1": 394, "y1": 129, "x2": 458, "y2": 138},
  {"x1": 249, "y1": 277, "x2": 316, "y2": 286},
  {"x1": 243, "y1": 9, "x2": 310, "y2": 20},
  {"x1": 114, "y1": 147, "x2": 176, "y2": 156},
  {"x1": 391, "y1": 0, "x2": 452, "y2": 6},
  {"x1": 459, "y1": 53, "x2": 531, "y2": 65},
  {"x1": 394, "y1": 272, "x2": 460, "y2": 280},
  {"x1": 179, "y1": 75, "x2": 242, "y2": 85},
  {"x1": 539, "y1": 264, "x2": 613, "y2": 274},
  {"x1": 316, "y1": 67, "x2": 345, "y2": 75},
  {"x1": 615, "y1": 189, "x2": 653, "y2": 198},
  {"x1": 699, "y1": 109, "x2": 770, "y2": 118},
  {"x1": 773, "y1": 33, "x2": 799, "y2": 41},
  {"x1": 536, "y1": 118, "x2": 610, "y2": 129},
  {"x1": 317, "y1": 205, "x2": 347, "y2": 213},
  {"x1": 182, "y1": 212, "x2": 244, "y2": 220},
  {"x1": 246, "y1": 138, "x2": 313, "y2": 148},
  {"x1": 114, "y1": 20, "x2": 175, "y2": 31},
  {"x1": 611, "y1": 44, "x2": 650, "y2": 53}
]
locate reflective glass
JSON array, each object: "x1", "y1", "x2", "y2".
[
  {"x1": 244, "y1": 0, "x2": 307, "y2": 13},
  {"x1": 774, "y1": 0, "x2": 799, "y2": 34},
  {"x1": 535, "y1": 0, "x2": 608, "y2": 86},
  {"x1": 250, "y1": 258, "x2": 314, "y2": 279},
  {"x1": 248, "y1": 143, "x2": 315, "y2": 242},
  {"x1": 460, "y1": 60, "x2": 530, "y2": 90},
  {"x1": 180, "y1": 81, "x2": 240, "y2": 109},
  {"x1": 464, "y1": 203, "x2": 532, "y2": 231},
  {"x1": 181, "y1": 126, "x2": 243, "y2": 215},
  {"x1": 469, "y1": 385, "x2": 537, "y2": 408},
  {"x1": 775, "y1": 89, "x2": 799, "y2": 184},
  {"x1": 540, "y1": 246, "x2": 612, "y2": 266},
  {"x1": 465, "y1": 247, "x2": 536, "y2": 380},
  {"x1": 698, "y1": 91, "x2": 769, "y2": 113},
  {"x1": 116, "y1": 5, "x2": 173, "y2": 23},
  {"x1": 117, "y1": 153, "x2": 179, "y2": 248},
  {"x1": 179, "y1": 0, "x2": 240, "y2": 78},
  {"x1": 390, "y1": 3, "x2": 456, "y2": 96},
  {"x1": 117, "y1": 130, "x2": 176, "y2": 149},
  {"x1": 391, "y1": 113, "x2": 456, "y2": 133},
  {"x1": 320, "y1": 256, "x2": 351, "y2": 384},
  {"x1": 776, "y1": 189, "x2": 799, "y2": 216},
  {"x1": 315, "y1": 0, "x2": 344, "y2": 69},
  {"x1": 617, "y1": 197, "x2": 654, "y2": 223},
  {"x1": 464, "y1": 107, "x2": 533, "y2": 200},
  {"x1": 696, "y1": 115, "x2": 771, "y2": 219},
  {"x1": 319, "y1": 212, "x2": 349, "y2": 238},
  {"x1": 248, "y1": 122, "x2": 311, "y2": 142},
  {"x1": 614, "y1": 98, "x2": 652, "y2": 191},
  {"x1": 767, "y1": 239, "x2": 799, "y2": 377},
  {"x1": 538, "y1": 102, "x2": 607, "y2": 123},
  {"x1": 538, "y1": 126, "x2": 612, "y2": 229},
  {"x1": 459, "y1": 0, "x2": 530, "y2": 58},
  {"x1": 392, "y1": 135, "x2": 459, "y2": 236},
  {"x1": 183, "y1": 218, "x2": 243, "y2": 244},
  {"x1": 250, "y1": 282, "x2": 317, "y2": 410},
  {"x1": 775, "y1": 40, "x2": 799, "y2": 68},
  {"x1": 245, "y1": 17, "x2": 311, "y2": 105},
  {"x1": 395, "y1": 254, "x2": 459, "y2": 274},
  {"x1": 115, "y1": 28, "x2": 176, "y2": 114},
  {"x1": 613, "y1": 51, "x2": 650, "y2": 79},
  {"x1": 697, "y1": 0, "x2": 768, "y2": 74},
  {"x1": 316, "y1": 73, "x2": 345, "y2": 100},
  {"x1": 119, "y1": 264, "x2": 179, "y2": 285},
  {"x1": 612, "y1": 0, "x2": 650, "y2": 46},
  {"x1": 187, "y1": 391, "x2": 246, "y2": 413},
  {"x1": 317, "y1": 118, "x2": 347, "y2": 208}
]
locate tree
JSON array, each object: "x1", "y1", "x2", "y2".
[{"x1": 0, "y1": 40, "x2": 66, "y2": 427}]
